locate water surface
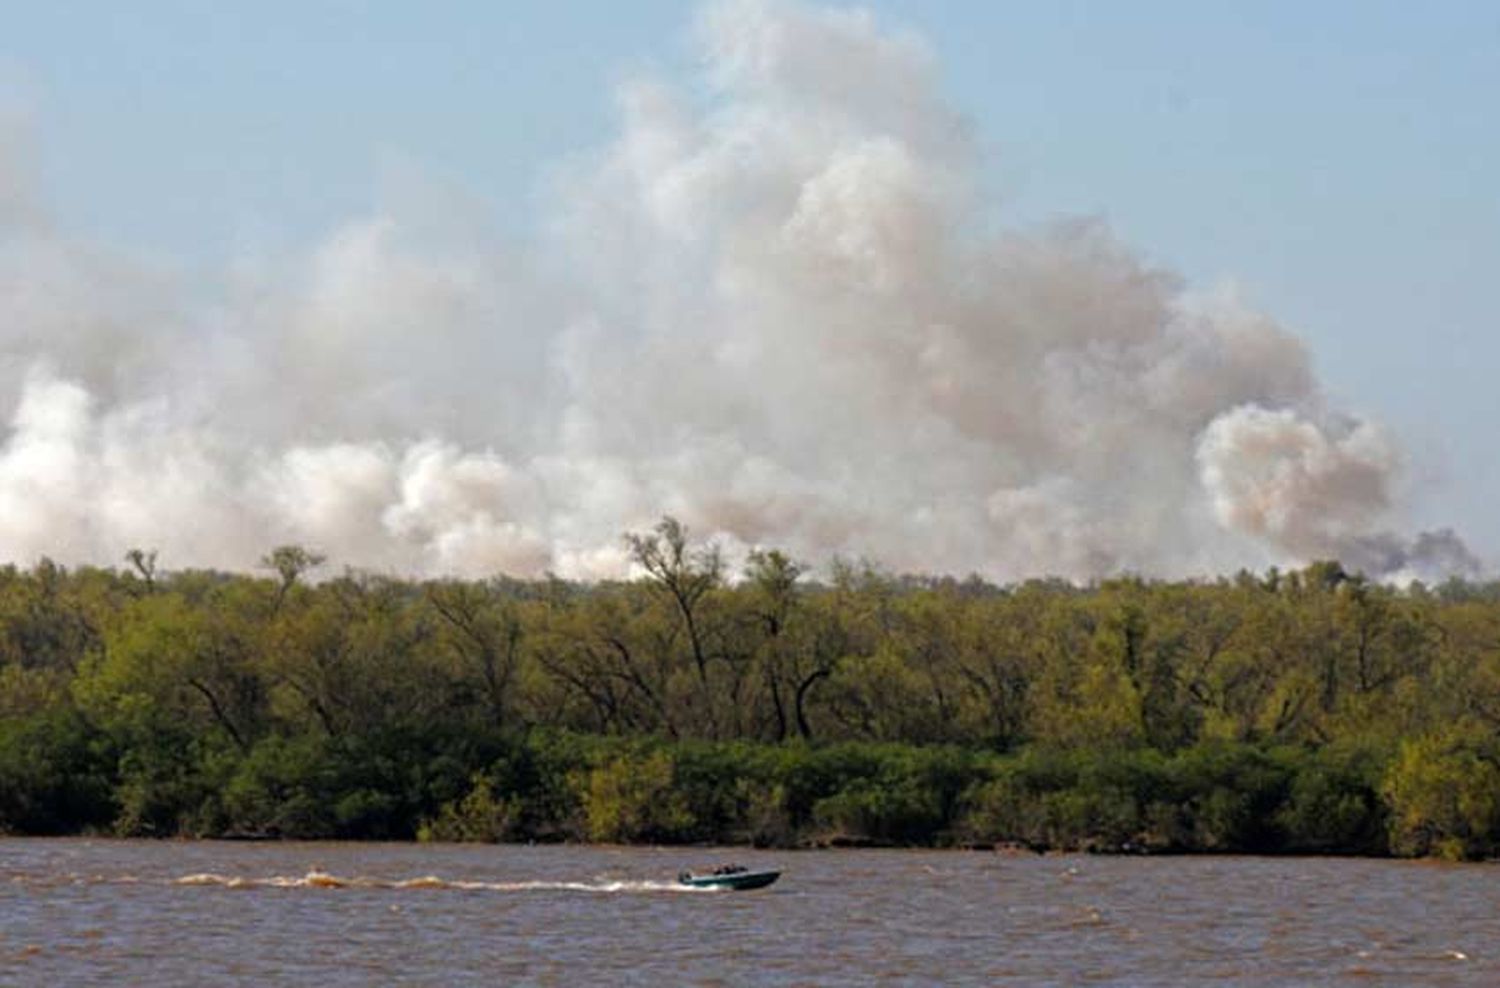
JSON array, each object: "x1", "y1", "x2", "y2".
[{"x1": 2, "y1": 839, "x2": 1494, "y2": 985}]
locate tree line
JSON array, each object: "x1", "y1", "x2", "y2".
[{"x1": 4, "y1": 519, "x2": 1500, "y2": 859}]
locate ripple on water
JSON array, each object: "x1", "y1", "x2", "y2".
[{"x1": 3, "y1": 842, "x2": 1500, "y2": 985}]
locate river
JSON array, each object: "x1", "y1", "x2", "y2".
[{"x1": 2, "y1": 839, "x2": 1495, "y2": 985}]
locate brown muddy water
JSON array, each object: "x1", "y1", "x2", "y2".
[{"x1": 2, "y1": 839, "x2": 1496, "y2": 986}]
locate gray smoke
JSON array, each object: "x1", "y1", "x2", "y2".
[{"x1": 0, "y1": 0, "x2": 1481, "y2": 583}]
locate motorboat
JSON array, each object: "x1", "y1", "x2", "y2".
[{"x1": 676, "y1": 865, "x2": 780, "y2": 891}]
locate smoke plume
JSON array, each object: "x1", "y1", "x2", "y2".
[{"x1": 0, "y1": 0, "x2": 1480, "y2": 583}]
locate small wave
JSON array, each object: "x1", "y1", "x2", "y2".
[{"x1": 391, "y1": 875, "x2": 448, "y2": 890}]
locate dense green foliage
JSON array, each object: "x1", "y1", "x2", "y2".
[{"x1": 4, "y1": 523, "x2": 1500, "y2": 858}]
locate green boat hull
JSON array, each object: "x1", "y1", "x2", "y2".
[{"x1": 678, "y1": 869, "x2": 780, "y2": 891}]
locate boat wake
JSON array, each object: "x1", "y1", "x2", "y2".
[{"x1": 170, "y1": 870, "x2": 707, "y2": 894}]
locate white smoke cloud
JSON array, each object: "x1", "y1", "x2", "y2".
[
  {"x1": 1197, "y1": 405, "x2": 1394, "y2": 557},
  {"x1": 0, "y1": 0, "x2": 1480, "y2": 582}
]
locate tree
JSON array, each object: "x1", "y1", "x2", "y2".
[
  {"x1": 532, "y1": 587, "x2": 682, "y2": 738},
  {"x1": 1382, "y1": 721, "x2": 1500, "y2": 860},
  {"x1": 124, "y1": 548, "x2": 159, "y2": 593},
  {"x1": 80, "y1": 591, "x2": 264, "y2": 754},
  {"x1": 261, "y1": 573, "x2": 437, "y2": 738},
  {"x1": 261, "y1": 545, "x2": 326, "y2": 610},
  {"x1": 624, "y1": 517, "x2": 722, "y2": 682},
  {"x1": 745, "y1": 549, "x2": 805, "y2": 741},
  {"x1": 426, "y1": 580, "x2": 525, "y2": 730}
]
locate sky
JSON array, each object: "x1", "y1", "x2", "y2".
[{"x1": 1, "y1": 0, "x2": 1497, "y2": 580}]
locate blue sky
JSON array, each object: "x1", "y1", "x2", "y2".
[{"x1": 4, "y1": 1, "x2": 1498, "y2": 566}]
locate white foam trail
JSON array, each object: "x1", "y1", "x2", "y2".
[{"x1": 168, "y1": 870, "x2": 705, "y2": 894}]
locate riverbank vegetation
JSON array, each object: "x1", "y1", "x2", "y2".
[{"x1": 4, "y1": 520, "x2": 1500, "y2": 859}]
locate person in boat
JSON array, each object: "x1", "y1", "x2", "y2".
[{"x1": 682, "y1": 864, "x2": 751, "y2": 880}]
